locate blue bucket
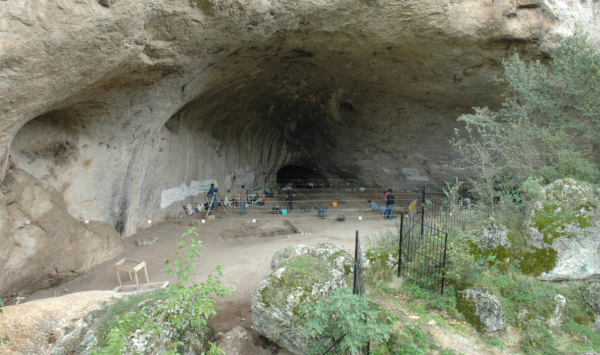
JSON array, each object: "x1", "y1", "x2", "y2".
[
  {"x1": 380, "y1": 207, "x2": 387, "y2": 212},
  {"x1": 281, "y1": 209, "x2": 288, "y2": 215}
]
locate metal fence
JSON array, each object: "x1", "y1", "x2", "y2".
[
  {"x1": 398, "y1": 215, "x2": 449, "y2": 295},
  {"x1": 417, "y1": 177, "x2": 522, "y2": 232}
]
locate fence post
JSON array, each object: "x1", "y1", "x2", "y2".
[
  {"x1": 353, "y1": 230, "x2": 359, "y2": 295},
  {"x1": 440, "y1": 232, "x2": 449, "y2": 295},
  {"x1": 420, "y1": 187, "x2": 426, "y2": 236},
  {"x1": 398, "y1": 214, "x2": 404, "y2": 277}
]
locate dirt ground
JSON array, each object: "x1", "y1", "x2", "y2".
[{"x1": 28, "y1": 191, "x2": 400, "y2": 334}]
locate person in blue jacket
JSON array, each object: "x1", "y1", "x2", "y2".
[{"x1": 207, "y1": 183, "x2": 219, "y2": 211}]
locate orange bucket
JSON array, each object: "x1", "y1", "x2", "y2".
[{"x1": 332, "y1": 202, "x2": 338, "y2": 207}]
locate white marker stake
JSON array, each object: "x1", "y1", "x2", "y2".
[
  {"x1": 85, "y1": 220, "x2": 89, "y2": 224},
  {"x1": 148, "y1": 220, "x2": 152, "y2": 224},
  {"x1": 202, "y1": 219, "x2": 206, "y2": 224},
  {"x1": 26, "y1": 220, "x2": 30, "y2": 225},
  {"x1": 252, "y1": 219, "x2": 256, "y2": 223},
  {"x1": 359, "y1": 216, "x2": 362, "y2": 220}
]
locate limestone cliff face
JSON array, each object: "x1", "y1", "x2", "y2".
[{"x1": 0, "y1": 0, "x2": 598, "y2": 293}]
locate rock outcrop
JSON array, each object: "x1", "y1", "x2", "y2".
[
  {"x1": 215, "y1": 326, "x2": 271, "y2": 355},
  {"x1": 457, "y1": 285, "x2": 507, "y2": 333},
  {"x1": 522, "y1": 179, "x2": 600, "y2": 280},
  {"x1": 252, "y1": 244, "x2": 352, "y2": 354},
  {"x1": 0, "y1": 291, "x2": 122, "y2": 355},
  {"x1": 270, "y1": 242, "x2": 353, "y2": 273},
  {"x1": 583, "y1": 283, "x2": 600, "y2": 313},
  {"x1": 468, "y1": 217, "x2": 511, "y2": 251},
  {"x1": 0, "y1": 169, "x2": 123, "y2": 297}
]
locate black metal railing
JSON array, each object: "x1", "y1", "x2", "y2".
[{"x1": 398, "y1": 216, "x2": 449, "y2": 295}]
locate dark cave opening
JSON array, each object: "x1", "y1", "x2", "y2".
[{"x1": 276, "y1": 165, "x2": 329, "y2": 188}]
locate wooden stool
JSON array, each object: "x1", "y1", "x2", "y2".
[{"x1": 114, "y1": 258, "x2": 149, "y2": 286}]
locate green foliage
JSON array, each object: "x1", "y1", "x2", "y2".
[
  {"x1": 452, "y1": 30, "x2": 600, "y2": 191},
  {"x1": 401, "y1": 282, "x2": 458, "y2": 315},
  {"x1": 0, "y1": 298, "x2": 6, "y2": 346},
  {"x1": 92, "y1": 290, "x2": 170, "y2": 349},
  {"x1": 301, "y1": 288, "x2": 394, "y2": 355},
  {"x1": 92, "y1": 228, "x2": 234, "y2": 355}
]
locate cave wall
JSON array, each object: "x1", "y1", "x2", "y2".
[{"x1": 1, "y1": 0, "x2": 600, "y2": 294}]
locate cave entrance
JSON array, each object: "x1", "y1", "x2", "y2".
[{"x1": 276, "y1": 165, "x2": 329, "y2": 188}]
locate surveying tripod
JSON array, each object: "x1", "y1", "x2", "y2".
[{"x1": 205, "y1": 194, "x2": 230, "y2": 217}]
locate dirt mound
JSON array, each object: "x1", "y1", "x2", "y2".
[{"x1": 220, "y1": 220, "x2": 298, "y2": 239}]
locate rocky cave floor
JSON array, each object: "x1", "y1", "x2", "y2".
[{"x1": 17, "y1": 191, "x2": 518, "y2": 355}]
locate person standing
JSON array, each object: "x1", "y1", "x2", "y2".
[
  {"x1": 384, "y1": 189, "x2": 395, "y2": 220},
  {"x1": 208, "y1": 183, "x2": 219, "y2": 211},
  {"x1": 285, "y1": 183, "x2": 296, "y2": 211},
  {"x1": 238, "y1": 185, "x2": 247, "y2": 215}
]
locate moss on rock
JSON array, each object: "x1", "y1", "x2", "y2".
[
  {"x1": 457, "y1": 284, "x2": 507, "y2": 333},
  {"x1": 583, "y1": 283, "x2": 600, "y2": 313},
  {"x1": 271, "y1": 243, "x2": 353, "y2": 274},
  {"x1": 252, "y1": 245, "x2": 350, "y2": 354},
  {"x1": 523, "y1": 179, "x2": 600, "y2": 280}
]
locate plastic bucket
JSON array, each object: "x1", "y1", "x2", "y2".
[
  {"x1": 332, "y1": 202, "x2": 338, "y2": 207},
  {"x1": 281, "y1": 209, "x2": 288, "y2": 215},
  {"x1": 380, "y1": 207, "x2": 387, "y2": 212}
]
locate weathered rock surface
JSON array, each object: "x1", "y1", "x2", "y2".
[
  {"x1": 468, "y1": 217, "x2": 511, "y2": 251},
  {"x1": 215, "y1": 326, "x2": 272, "y2": 355},
  {"x1": 0, "y1": 291, "x2": 122, "y2": 355},
  {"x1": 252, "y1": 244, "x2": 351, "y2": 354},
  {"x1": 545, "y1": 294, "x2": 566, "y2": 328},
  {"x1": 457, "y1": 285, "x2": 507, "y2": 333},
  {"x1": 0, "y1": 169, "x2": 123, "y2": 297},
  {"x1": 583, "y1": 283, "x2": 600, "y2": 313},
  {"x1": 270, "y1": 242, "x2": 353, "y2": 273},
  {"x1": 523, "y1": 178, "x2": 600, "y2": 280}
]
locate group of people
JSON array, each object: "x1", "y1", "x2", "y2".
[
  {"x1": 206, "y1": 183, "x2": 249, "y2": 215},
  {"x1": 205, "y1": 183, "x2": 297, "y2": 216},
  {"x1": 207, "y1": 183, "x2": 395, "y2": 219},
  {"x1": 368, "y1": 188, "x2": 395, "y2": 220}
]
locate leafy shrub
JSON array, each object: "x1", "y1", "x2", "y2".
[{"x1": 301, "y1": 288, "x2": 394, "y2": 355}]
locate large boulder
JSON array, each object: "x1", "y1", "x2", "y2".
[
  {"x1": 0, "y1": 291, "x2": 122, "y2": 355},
  {"x1": 0, "y1": 169, "x2": 123, "y2": 297},
  {"x1": 457, "y1": 285, "x2": 507, "y2": 333},
  {"x1": 271, "y1": 242, "x2": 353, "y2": 274},
  {"x1": 522, "y1": 178, "x2": 600, "y2": 280},
  {"x1": 468, "y1": 217, "x2": 511, "y2": 251},
  {"x1": 252, "y1": 244, "x2": 352, "y2": 354}
]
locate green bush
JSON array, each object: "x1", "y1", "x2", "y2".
[{"x1": 300, "y1": 288, "x2": 394, "y2": 355}]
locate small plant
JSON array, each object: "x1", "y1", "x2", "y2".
[
  {"x1": 0, "y1": 299, "x2": 7, "y2": 346},
  {"x1": 301, "y1": 288, "x2": 394, "y2": 355}
]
